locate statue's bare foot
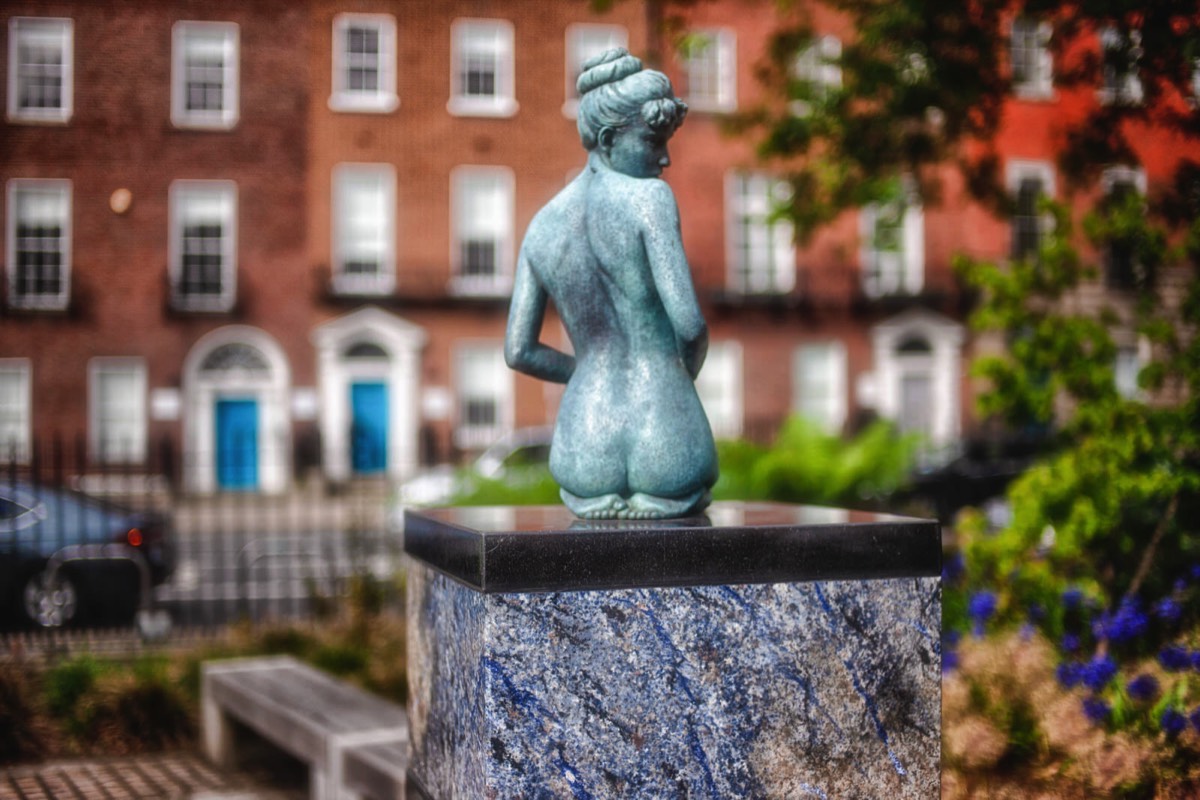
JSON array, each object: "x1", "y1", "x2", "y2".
[
  {"x1": 561, "y1": 489, "x2": 628, "y2": 519},
  {"x1": 622, "y1": 489, "x2": 711, "y2": 519}
]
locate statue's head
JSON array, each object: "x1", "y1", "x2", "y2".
[{"x1": 577, "y1": 48, "x2": 688, "y2": 178}]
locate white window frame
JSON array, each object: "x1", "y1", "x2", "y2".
[
  {"x1": 454, "y1": 343, "x2": 513, "y2": 450},
  {"x1": 1114, "y1": 337, "x2": 1150, "y2": 401},
  {"x1": 88, "y1": 358, "x2": 148, "y2": 464},
  {"x1": 332, "y1": 163, "x2": 397, "y2": 296},
  {"x1": 169, "y1": 180, "x2": 238, "y2": 312},
  {"x1": 725, "y1": 171, "x2": 795, "y2": 294},
  {"x1": 450, "y1": 166, "x2": 514, "y2": 296},
  {"x1": 0, "y1": 359, "x2": 31, "y2": 464},
  {"x1": 1010, "y1": 17, "x2": 1053, "y2": 99},
  {"x1": 6, "y1": 179, "x2": 71, "y2": 310},
  {"x1": 696, "y1": 341, "x2": 743, "y2": 439},
  {"x1": 7, "y1": 17, "x2": 73, "y2": 123},
  {"x1": 791, "y1": 34, "x2": 841, "y2": 116},
  {"x1": 330, "y1": 13, "x2": 398, "y2": 113},
  {"x1": 684, "y1": 28, "x2": 736, "y2": 112},
  {"x1": 171, "y1": 21, "x2": 239, "y2": 130},
  {"x1": 1100, "y1": 165, "x2": 1147, "y2": 289},
  {"x1": 1098, "y1": 26, "x2": 1143, "y2": 106},
  {"x1": 1006, "y1": 159, "x2": 1056, "y2": 260},
  {"x1": 792, "y1": 342, "x2": 848, "y2": 434},
  {"x1": 447, "y1": 18, "x2": 517, "y2": 118},
  {"x1": 859, "y1": 183, "x2": 924, "y2": 298},
  {"x1": 562, "y1": 23, "x2": 628, "y2": 118}
]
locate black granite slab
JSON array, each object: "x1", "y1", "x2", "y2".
[{"x1": 403, "y1": 502, "x2": 940, "y2": 593}]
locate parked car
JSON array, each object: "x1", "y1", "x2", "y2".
[
  {"x1": 390, "y1": 427, "x2": 554, "y2": 521},
  {"x1": 0, "y1": 480, "x2": 174, "y2": 629}
]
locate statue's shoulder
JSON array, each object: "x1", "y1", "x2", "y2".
[{"x1": 622, "y1": 176, "x2": 679, "y2": 220}]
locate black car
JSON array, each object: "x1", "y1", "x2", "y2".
[{"x1": 0, "y1": 481, "x2": 174, "y2": 628}]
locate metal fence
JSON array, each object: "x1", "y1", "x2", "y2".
[{"x1": 1, "y1": 433, "x2": 402, "y2": 634}]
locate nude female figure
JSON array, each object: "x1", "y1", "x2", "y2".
[{"x1": 504, "y1": 48, "x2": 717, "y2": 519}]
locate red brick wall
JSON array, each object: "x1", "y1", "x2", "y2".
[{"x1": 0, "y1": 0, "x2": 312, "y2": 447}]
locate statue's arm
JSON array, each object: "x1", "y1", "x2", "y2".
[
  {"x1": 505, "y1": 249, "x2": 575, "y2": 384},
  {"x1": 639, "y1": 181, "x2": 708, "y2": 380}
]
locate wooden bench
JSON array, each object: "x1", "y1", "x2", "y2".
[{"x1": 202, "y1": 655, "x2": 408, "y2": 800}]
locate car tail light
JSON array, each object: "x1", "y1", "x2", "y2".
[{"x1": 127, "y1": 528, "x2": 143, "y2": 547}]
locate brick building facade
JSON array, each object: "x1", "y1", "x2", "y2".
[{"x1": 2, "y1": 0, "x2": 1195, "y2": 493}]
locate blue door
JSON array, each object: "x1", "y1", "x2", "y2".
[
  {"x1": 216, "y1": 398, "x2": 258, "y2": 490},
  {"x1": 351, "y1": 382, "x2": 388, "y2": 474}
]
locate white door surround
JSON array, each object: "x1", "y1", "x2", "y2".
[
  {"x1": 312, "y1": 307, "x2": 426, "y2": 483},
  {"x1": 871, "y1": 309, "x2": 964, "y2": 452},
  {"x1": 182, "y1": 326, "x2": 292, "y2": 494}
]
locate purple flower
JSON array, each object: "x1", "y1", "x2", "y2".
[
  {"x1": 1192, "y1": 651, "x2": 1200, "y2": 672},
  {"x1": 1190, "y1": 706, "x2": 1200, "y2": 733},
  {"x1": 1062, "y1": 588, "x2": 1084, "y2": 609},
  {"x1": 1056, "y1": 661, "x2": 1083, "y2": 688},
  {"x1": 1081, "y1": 655, "x2": 1118, "y2": 691},
  {"x1": 968, "y1": 591, "x2": 998, "y2": 636},
  {"x1": 1189, "y1": 564, "x2": 1200, "y2": 582},
  {"x1": 1060, "y1": 633, "x2": 1081, "y2": 653},
  {"x1": 1027, "y1": 602, "x2": 1045, "y2": 622},
  {"x1": 1126, "y1": 674, "x2": 1159, "y2": 702},
  {"x1": 1082, "y1": 696, "x2": 1110, "y2": 724},
  {"x1": 1097, "y1": 598, "x2": 1149, "y2": 644},
  {"x1": 942, "y1": 552, "x2": 965, "y2": 584},
  {"x1": 1158, "y1": 645, "x2": 1190, "y2": 672},
  {"x1": 1155, "y1": 597, "x2": 1182, "y2": 624},
  {"x1": 942, "y1": 649, "x2": 960, "y2": 673},
  {"x1": 943, "y1": 629, "x2": 962, "y2": 647},
  {"x1": 1161, "y1": 708, "x2": 1187, "y2": 737}
]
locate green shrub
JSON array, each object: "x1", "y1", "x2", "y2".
[{"x1": 43, "y1": 656, "x2": 104, "y2": 722}]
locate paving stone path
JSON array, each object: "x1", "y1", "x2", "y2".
[{"x1": 0, "y1": 753, "x2": 301, "y2": 800}]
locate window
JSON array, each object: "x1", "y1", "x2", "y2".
[
  {"x1": 332, "y1": 164, "x2": 396, "y2": 295},
  {"x1": 448, "y1": 19, "x2": 516, "y2": 117},
  {"x1": 0, "y1": 360, "x2": 31, "y2": 463},
  {"x1": 726, "y1": 172, "x2": 795, "y2": 294},
  {"x1": 1114, "y1": 343, "x2": 1145, "y2": 400},
  {"x1": 89, "y1": 359, "x2": 147, "y2": 464},
  {"x1": 169, "y1": 181, "x2": 237, "y2": 311},
  {"x1": 455, "y1": 344, "x2": 512, "y2": 449},
  {"x1": 330, "y1": 14, "x2": 397, "y2": 113},
  {"x1": 6, "y1": 179, "x2": 71, "y2": 310},
  {"x1": 1100, "y1": 166, "x2": 1147, "y2": 289},
  {"x1": 1010, "y1": 17, "x2": 1052, "y2": 98},
  {"x1": 684, "y1": 28, "x2": 736, "y2": 112},
  {"x1": 695, "y1": 341, "x2": 743, "y2": 439},
  {"x1": 7, "y1": 17, "x2": 73, "y2": 123},
  {"x1": 791, "y1": 34, "x2": 841, "y2": 115},
  {"x1": 860, "y1": 183, "x2": 924, "y2": 298},
  {"x1": 1006, "y1": 160, "x2": 1055, "y2": 260},
  {"x1": 563, "y1": 24, "x2": 627, "y2": 117},
  {"x1": 172, "y1": 21, "x2": 239, "y2": 129},
  {"x1": 1099, "y1": 26, "x2": 1142, "y2": 105},
  {"x1": 792, "y1": 342, "x2": 847, "y2": 434},
  {"x1": 452, "y1": 167, "x2": 514, "y2": 294}
]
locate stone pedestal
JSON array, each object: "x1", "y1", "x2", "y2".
[{"x1": 404, "y1": 503, "x2": 941, "y2": 799}]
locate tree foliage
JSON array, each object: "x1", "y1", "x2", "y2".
[{"x1": 730, "y1": 0, "x2": 1200, "y2": 237}]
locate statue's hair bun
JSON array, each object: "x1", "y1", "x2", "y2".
[{"x1": 577, "y1": 48, "x2": 643, "y2": 96}]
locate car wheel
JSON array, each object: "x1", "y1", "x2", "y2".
[{"x1": 22, "y1": 568, "x2": 79, "y2": 628}]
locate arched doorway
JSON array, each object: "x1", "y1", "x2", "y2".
[
  {"x1": 871, "y1": 309, "x2": 963, "y2": 460},
  {"x1": 183, "y1": 327, "x2": 291, "y2": 493},
  {"x1": 313, "y1": 307, "x2": 426, "y2": 483}
]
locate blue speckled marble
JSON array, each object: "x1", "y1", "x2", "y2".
[{"x1": 407, "y1": 561, "x2": 940, "y2": 799}]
